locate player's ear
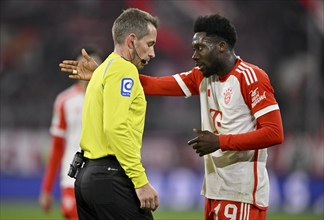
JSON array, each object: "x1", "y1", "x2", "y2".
[{"x1": 218, "y1": 41, "x2": 226, "y2": 52}]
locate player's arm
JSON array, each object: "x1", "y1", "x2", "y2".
[
  {"x1": 41, "y1": 136, "x2": 65, "y2": 192},
  {"x1": 219, "y1": 110, "x2": 284, "y2": 151},
  {"x1": 39, "y1": 95, "x2": 66, "y2": 212},
  {"x1": 188, "y1": 110, "x2": 283, "y2": 156},
  {"x1": 219, "y1": 67, "x2": 284, "y2": 151},
  {"x1": 140, "y1": 68, "x2": 202, "y2": 96},
  {"x1": 139, "y1": 75, "x2": 184, "y2": 96},
  {"x1": 39, "y1": 136, "x2": 65, "y2": 212}
]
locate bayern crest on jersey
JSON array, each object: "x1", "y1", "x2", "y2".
[{"x1": 223, "y1": 88, "x2": 233, "y2": 104}]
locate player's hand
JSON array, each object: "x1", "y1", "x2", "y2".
[
  {"x1": 39, "y1": 191, "x2": 52, "y2": 213},
  {"x1": 188, "y1": 128, "x2": 220, "y2": 156},
  {"x1": 59, "y1": 48, "x2": 98, "y2": 81},
  {"x1": 135, "y1": 183, "x2": 159, "y2": 211}
]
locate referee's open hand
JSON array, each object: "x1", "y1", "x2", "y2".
[
  {"x1": 135, "y1": 183, "x2": 159, "y2": 211},
  {"x1": 59, "y1": 48, "x2": 98, "y2": 81}
]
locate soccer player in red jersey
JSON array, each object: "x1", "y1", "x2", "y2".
[
  {"x1": 40, "y1": 49, "x2": 102, "y2": 220},
  {"x1": 60, "y1": 14, "x2": 284, "y2": 220}
]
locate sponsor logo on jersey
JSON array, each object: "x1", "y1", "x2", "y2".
[
  {"x1": 223, "y1": 88, "x2": 233, "y2": 104},
  {"x1": 121, "y1": 78, "x2": 134, "y2": 97},
  {"x1": 250, "y1": 87, "x2": 266, "y2": 108}
]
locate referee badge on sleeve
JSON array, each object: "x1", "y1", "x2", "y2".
[{"x1": 121, "y1": 78, "x2": 134, "y2": 97}]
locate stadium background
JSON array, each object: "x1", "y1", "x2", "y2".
[{"x1": 0, "y1": 0, "x2": 323, "y2": 219}]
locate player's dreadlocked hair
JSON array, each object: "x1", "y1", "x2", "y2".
[{"x1": 194, "y1": 14, "x2": 237, "y2": 49}]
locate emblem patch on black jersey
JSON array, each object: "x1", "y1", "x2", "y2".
[{"x1": 121, "y1": 78, "x2": 134, "y2": 97}]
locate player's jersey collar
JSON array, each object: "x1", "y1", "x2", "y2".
[{"x1": 218, "y1": 56, "x2": 242, "y2": 82}]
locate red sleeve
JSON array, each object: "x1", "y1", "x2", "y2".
[
  {"x1": 219, "y1": 110, "x2": 284, "y2": 151},
  {"x1": 41, "y1": 136, "x2": 65, "y2": 192},
  {"x1": 139, "y1": 68, "x2": 203, "y2": 96},
  {"x1": 139, "y1": 74, "x2": 184, "y2": 96},
  {"x1": 41, "y1": 95, "x2": 66, "y2": 193},
  {"x1": 237, "y1": 64, "x2": 278, "y2": 115}
]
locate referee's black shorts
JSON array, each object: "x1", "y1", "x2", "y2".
[{"x1": 74, "y1": 155, "x2": 153, "y2": 220}]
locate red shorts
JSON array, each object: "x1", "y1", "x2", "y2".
[
  {"x1": 204, "y1": 198, "x2": 267, "y2": 220},
  {"x1": 61, "y1": 187, "x2": 78, "y2": 220}
]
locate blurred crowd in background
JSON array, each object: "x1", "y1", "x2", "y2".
[{"x1": 1, "y1": 0, "x2": 323, "y2": 215}]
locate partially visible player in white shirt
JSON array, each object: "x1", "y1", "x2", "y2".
[{"x1": 39, "y1": 49, "x2": 102, "y2": 220}]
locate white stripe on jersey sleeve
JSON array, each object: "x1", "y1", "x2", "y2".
[
  {"x1": 239, "y1": 203, "x2": 244, "y2": 220},
  {"x1": 173, "y1": 74, "x2": 192, "y2": 97},
  {"x1": 237, "y1": 64, "x2": 259, "y2": 86},
  {"x1": 246, "y1": 68, "x2": 255, "y2": 84},
  {"x1": 246, "y1": 204, "x2": 250, "y2": 220},
  {"x1": 239, "y1": 65, "x2": 254, "y2": 84},
  {"x1": 254, "y1": 104, "x2": 279, "y2": 119},
  {"x1": 236, "y1": 67, "x2": 251, "y2": 85},
  {"x1": 240, "y1": 62, "x2": 258, "y2": 82},
  {"x1": 244, "y1": 203, "x2": 248, "y2": 220}
]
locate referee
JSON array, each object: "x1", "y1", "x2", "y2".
[{"x1": 73, "y1": 8, "x2": 159, "y2": 220}]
